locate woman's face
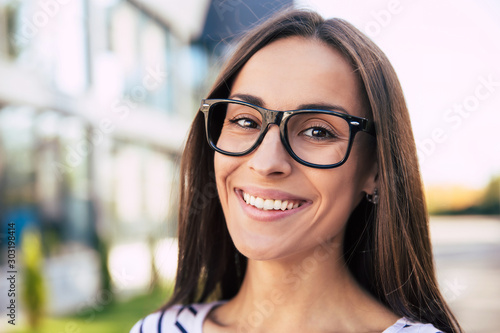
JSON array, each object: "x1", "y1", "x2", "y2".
[{"x1": 214, "y1": 36, "x2": 377, "y2": 260}]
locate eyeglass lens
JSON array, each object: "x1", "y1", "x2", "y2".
[{"x1": 208, "y1": 101, "x2": 351, "y2": 166}]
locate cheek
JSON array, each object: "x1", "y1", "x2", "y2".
[
  {"x1": 214, "y1": 153, "x2": 240, "y2": 206},
  {"x1": 311, "y1": 160, "x2": 368, "y2": 225},
  {"x1": 214, "y1": 154, "x2": 227, "y2": 203},
  {"x1": 351, "y1": 134, "x2": 376, "y2": 167},
  {"x1": 344, "y1": 136, "x2": 376, "y2": 187},
  {"x1": 321, "y1": 173, "x2": 360, "y2": 210}
]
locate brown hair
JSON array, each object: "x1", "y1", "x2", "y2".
[{"x1": 164, "y1": 9, "x2": 461, "y2": 332}]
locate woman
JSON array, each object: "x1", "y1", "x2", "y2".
[{"x1": 131, "y1": 9, "x2": 462, "y2": 333}]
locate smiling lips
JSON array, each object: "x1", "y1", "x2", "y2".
[{"x1": 242, "y1": 191, "x2": 304, "y2": 211}]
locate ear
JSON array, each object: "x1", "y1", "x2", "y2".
[{"x1": 362, "y1": 160, "x2": 378, "y2": 196}]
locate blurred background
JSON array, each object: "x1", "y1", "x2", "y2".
[{"x1": 0, "y1": 0, "x2": 498, "y2": 332}]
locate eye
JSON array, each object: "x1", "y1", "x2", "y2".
[
  {"x1": 301, "y1": 126, "x2": 336, "y2": 139},
  {"x1": 230, "y1": 117, "x2": 260, "y2": 129}
]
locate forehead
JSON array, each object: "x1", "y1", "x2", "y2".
[{"x1": 231, "y1": 36, "x2": 366, "y2": 117}]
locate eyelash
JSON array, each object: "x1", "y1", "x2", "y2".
[
  {"x1": 301, "y1": 123, "x2": 337, "y2": 140},
  {"x1": 229, "y1": 116, "x2": 260, "y2": 129}
]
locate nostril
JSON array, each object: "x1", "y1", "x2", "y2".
[{"x1": 247, "y1": 149, "x2": 293, "y2": 177}]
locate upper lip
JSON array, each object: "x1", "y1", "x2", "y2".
[{"x1": 236, "y1": 186, "x2": 309, "y2": 202}]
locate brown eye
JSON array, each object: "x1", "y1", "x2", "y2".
[
  {"x1": 301, "y1": 127, "x2": 335, "y2": 140},
  {"x1": 231, "y1": 118, "x2": 259, "y2": 129}
]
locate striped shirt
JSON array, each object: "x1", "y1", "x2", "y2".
[{"x1": 130, "y1": 302, "x2": 443, "y2": 333}]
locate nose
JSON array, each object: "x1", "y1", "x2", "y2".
[{"x1": 246, "y1": 125, "x2": 293, "y2": 177}]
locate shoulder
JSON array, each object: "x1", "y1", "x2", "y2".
[
  {"x1": 129, "y1": 302, "x2": 224, "y2": 333},
  {"x1": 384, "y1": 317, "x2": 444, "y2": 333}
]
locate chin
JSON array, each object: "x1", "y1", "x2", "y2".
[{"x1": 229, "y1": 231, "x2": 288, "y2": 261}]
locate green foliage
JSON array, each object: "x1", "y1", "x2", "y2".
[
  {"x1": 7, "y1": 285, "x2": 173, "y2": 333},
  {"x1": 433, "y1": 174, "x2": 500, "y2": 215},
  {"x1": 97, "y1": 238, "x2": 112, "y2": 296},
  {"x1": 479, "y1": 175, "x2": 500, "y2": 214},
  {"x1": 21, "y1": 228, "x2": 46, "y2": 329}
]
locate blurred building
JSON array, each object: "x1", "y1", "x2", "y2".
[{"x1": 0, "y1": 0, "x2": 291, "y2": 315}]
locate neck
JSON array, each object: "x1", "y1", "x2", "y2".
[
  {"x1": 238, "y1": 237, "x2": 350, "y2": 307},
  {"x1": 210, "y1": 238, "x2": 398, "y2": 332}
]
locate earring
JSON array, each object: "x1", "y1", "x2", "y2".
[{"x1": 366, "y1": 188, "x2": 379, "y2": 204}]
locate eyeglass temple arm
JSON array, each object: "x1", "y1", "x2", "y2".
[{"x1": 361, "y1": 119, "x2": 376, "y2": 136}]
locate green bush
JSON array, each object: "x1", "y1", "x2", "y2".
[
  {"x1": 433, "y1": 175, "x2": 500, "y2": 216},
  {"x1": 21, "y1": 228, "x2": 46, "y2": 329},
  {"x1": 479, "y1": 175, "x2": 500, "y2": 214}
]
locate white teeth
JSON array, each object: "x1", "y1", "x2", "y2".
[
  {"x1": 273, "y1": 200, "x2": 282, "y2": 210},
  {"x1": 264, "y1": 199, "x2": 274, "y2": 210},
  {"x1": 241, "y1": 191, "x2": 302, "y2": 211},
  {"x1": 255, "y1": 197, "x2": 264, "y2": 209}
]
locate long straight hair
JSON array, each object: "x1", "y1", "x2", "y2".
[{"x1": 163, "y1": 9, "x2": 461, "y2": 333}]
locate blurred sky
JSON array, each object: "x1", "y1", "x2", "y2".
[{"x1": 296, "y1": 0, "x2": 500, "y2": 189}]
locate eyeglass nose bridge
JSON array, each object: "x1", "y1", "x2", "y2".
[
  {"x1": 261, "y1": 108, "x2": 284, "y2": 126},
  {"x1": 255, "y1": 109, "x2": 286, "y2": 145}
]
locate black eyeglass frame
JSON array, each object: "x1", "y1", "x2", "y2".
[{"x1": 199, "y1": 98, "x2": 376, "y2": 169}]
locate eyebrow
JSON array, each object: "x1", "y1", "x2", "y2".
[
  {"x1": 228, "y1": 93, "x2": 350, "y2": 115},
  {"x1": 229, "y1": 93, "x2": 265, "y2": 107}
]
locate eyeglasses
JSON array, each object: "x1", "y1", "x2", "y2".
[{"x1": 199, "y1": 99, "x2": 376, "y2": 169}]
